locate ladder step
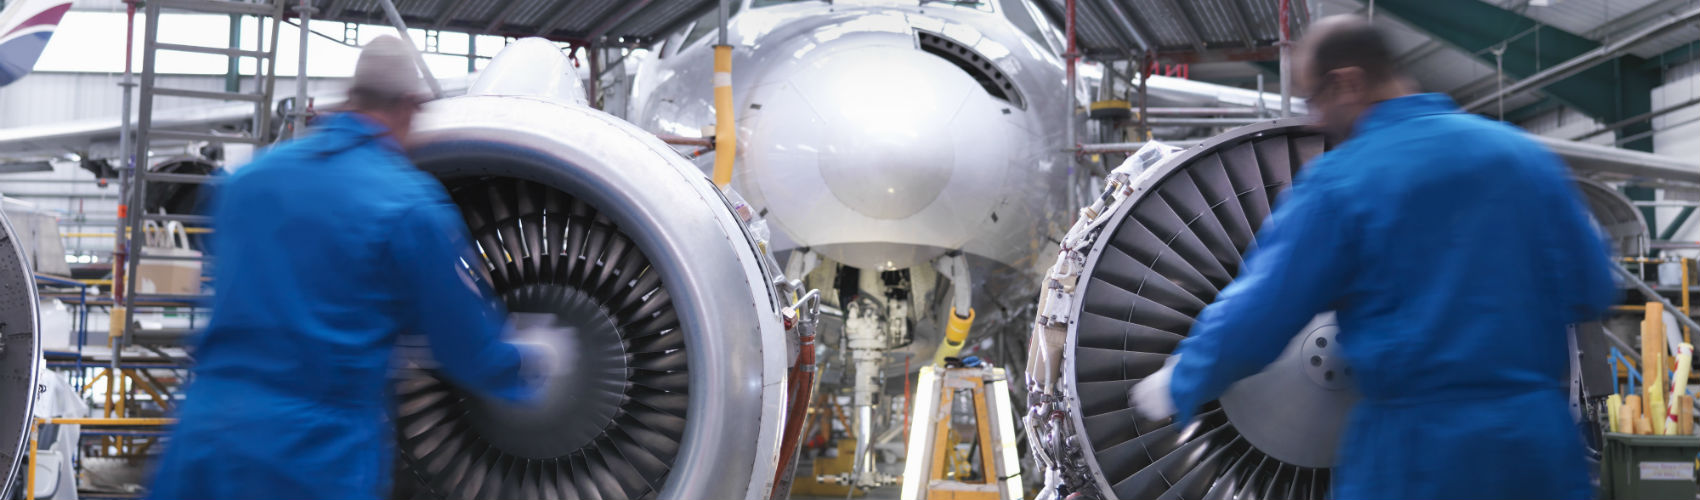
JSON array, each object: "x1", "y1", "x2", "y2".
[
  {"x1": 130, "y1": 293, "x2": 209, "y2": 303},
  {"x1": 144, "y1": 172, "x2": 222, "y2": 184},
  {"x1": 152, "y1": 87, "x2": 264, "y2": 103},
  {"x1": 150, "y1": 0, "x2": 277, "y2": 16},
  {"x1": 154, "y1": 42, "x2": 271, "y2": 59},
  {"x1": 131, "y1": 328, "x2": 197, "y2": 345},
  {"x1": 150, "y1": 130, "x2": 267, "y2": 145},
  {"x1": 135, "y1": 252, "x2": 210, "y2": 262},
  {"x1": 142, "y1": 213, "x2": 213, "y2": 225}
]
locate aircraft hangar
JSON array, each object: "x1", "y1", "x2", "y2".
[{"x1": 0, "y1": 0, "x2": 1693, "y2": 499}]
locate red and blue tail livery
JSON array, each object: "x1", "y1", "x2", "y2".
[{"x1": 0, "y1": 0, "x2": 71, "y2": 87}]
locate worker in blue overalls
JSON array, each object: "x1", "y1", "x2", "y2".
[
  {"x1": 1129, "y1": 15, "x2": 1616, "y2": 500},
  {"x1": 148, "y1": 35, "x2": 559, "y2": 499}
]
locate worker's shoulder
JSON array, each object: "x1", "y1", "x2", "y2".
[{"x1": 224, "y1": 135, "x2": 446, "y2": 206}]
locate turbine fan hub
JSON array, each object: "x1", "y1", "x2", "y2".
[
  {"x1": 465, "y1": 285, "x2": 631, "y2": 460},
  {"x1": 1218, "y1": 314, "x2": 1358, "y2": 469}
]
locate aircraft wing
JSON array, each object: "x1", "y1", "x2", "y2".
[
  {"x1": 1538, "y1": 136, "x2": 1700, "y2": 185},
  {"x1": 0, "y1": 102, "x2": 258, "y2": 161},
  {"x1": 0, "y1": 75, "x2": 472, "y2": 162}
]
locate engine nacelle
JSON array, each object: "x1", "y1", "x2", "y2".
[
  {"x1": 395, "y1": 39, "x2": 790, "y2": 500},
  {"x1": 0, "y1": 207, "x2": 39, "y2": 500}
]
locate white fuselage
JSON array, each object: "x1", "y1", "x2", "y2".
[{"x1": 632, "y1": 0, "x2": 1074, "y2": 278}]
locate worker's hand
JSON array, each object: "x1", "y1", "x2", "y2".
[
  {"x1": 1129, "y1": 355, "x2": 1179, "y2": 421},
  {"x1": 508, "y1": 312, "x2": 574, "y2": 389},
  {"x1": 513, "y1": 338, "x2": 568, "y2": 387}
]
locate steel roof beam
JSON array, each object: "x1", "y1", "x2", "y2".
[
  {"x1": 324, "y1": 0, "x2": 353, "y2": 20},
  {"x1": 1221, "y1": 0, "x2": 1259, "y2": 48},
  {"x1": 1391, "y1": 40, "x2": 1446, "y2": 67},
  {"x1": 1157, "y1": 0, "x2": 1207, "y2": 53},
  {"x1": 1585, "y1": 0, "x2": 1699, "y2": 40},
  {"x1": 1084, "y1": 0, "x2": 1149, "y2": 53},
  {"x1": 483, "y1": 1, "x2": 527, "y2": 34},
  {"x1": 587, "y1": 0, "x2": 654, "y2": 41},
  {"x1": 535, "y1": 1, "x2": 585, "y2": 37},
  {"x1": 651, "y1": 1, "x2": 720, "y2": 44},
  {"x1": 1462, "y1": 4, "x2": 1700, "y2": 113},
  {"x1": 1371, "y1": 0, "x2": 1661, "y2": 150},
  {"x1": 434, "y1": 0, "x2": 474, "y2": 29},
  {"x1": 1095, "y1": 0, "x2": 1154, "y2": 53}
]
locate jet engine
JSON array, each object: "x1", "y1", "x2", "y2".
[
  {"x1": 0, "y1": 209, "x2": 38, "y2": 500},
  {"x1": 1024, "y1": 119, "x2": 1643, "y2": 499},
  {"x1": 390, "y1": 39, "x2": 791, "y2": 500}
]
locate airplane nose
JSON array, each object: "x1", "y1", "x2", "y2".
[{"x1": 745, "y1": 45, "x2": 968, "y2": 220}]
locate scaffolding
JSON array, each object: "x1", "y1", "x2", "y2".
[{"x1": 31, "y1": 2, "x2": 316, "y2": 497}]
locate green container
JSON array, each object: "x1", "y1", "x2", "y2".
[{"x1": 1602, "y1": 432, "x2": 1700, "y2": 500}]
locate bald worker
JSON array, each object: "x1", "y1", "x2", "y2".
[
  {"x1": 1129, "y1": 15, "x2": 1614, "y2": 500},
  {"x1": 148, "y1": 36, "x2": 558, "y2": 499}
]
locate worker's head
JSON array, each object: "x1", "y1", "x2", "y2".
[
  {"x1": 348, "y1": 35, "x2": 428, "y2": 144},
  {"x1": 1295, "y1": 15, "x2": 1417, "y2": 140}
]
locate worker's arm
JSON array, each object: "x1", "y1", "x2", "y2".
[
  {"x1": 1168, "y1": 166, "x2": 1356, "y2": 423},
  {"x1": 389, "y1": 202, "x2": 533, "y2": 402}
]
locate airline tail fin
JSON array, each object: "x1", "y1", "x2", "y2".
[{"x1": 0, "y1": 0, "x2": 71, "y2": 87}]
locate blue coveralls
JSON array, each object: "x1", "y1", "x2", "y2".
[
  {"x1": 1168, "y1": 94, "x2": 1616, "y2": 500},
  {"x1": 148, "y1": 113, "x2": 532, "y2": 500}
]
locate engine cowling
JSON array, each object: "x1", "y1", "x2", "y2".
[
  {"x1": 0, "y1": 207, "x2": 38, "y2": 500},
  {"x1": 393, "y1": 39, "x2": 790, "y2": 500}
]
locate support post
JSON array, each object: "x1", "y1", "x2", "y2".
[
  {"x1": 710, "y1": 0, "x2": 735, "y2": 187},
  {"x1": 588, "y1": 44, "x2": 601, "y2": 109},
  {"x1": 293, "y1": 0, "x2": 311, "y2": 134},
  {"x1": 1278, "y1": 0, "x2": 1292, "y2": 117},
  {"x1": 226, "y1": 14, "x2": 241, "y2": 92}
]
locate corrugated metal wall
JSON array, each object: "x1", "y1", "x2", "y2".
[{"x1": 1654, "y1": 59, "x2": 1700, "y2": 159}]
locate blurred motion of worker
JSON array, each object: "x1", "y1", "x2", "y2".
[
  {"x1": 148, "y1": 35, "x2": 559, "y2": 500},
  {"x1": 1128, "y1": 15, "x2": 1615, "y2": 500}
]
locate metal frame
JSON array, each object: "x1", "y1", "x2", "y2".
[{"x1": 113, "y1": 1, "x2": 293, "y2": 449}]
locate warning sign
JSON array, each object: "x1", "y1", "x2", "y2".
[{"x1": 1639, "y1": 462, "x2": 1694, "y2": 481}]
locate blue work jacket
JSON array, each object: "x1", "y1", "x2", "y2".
[
  {"x1": 1168, "y1": 94, "x2": 1616, "y2": 500},
  {"x1": 148, "y1": 113, "x2": 531, "y2": 500}
]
